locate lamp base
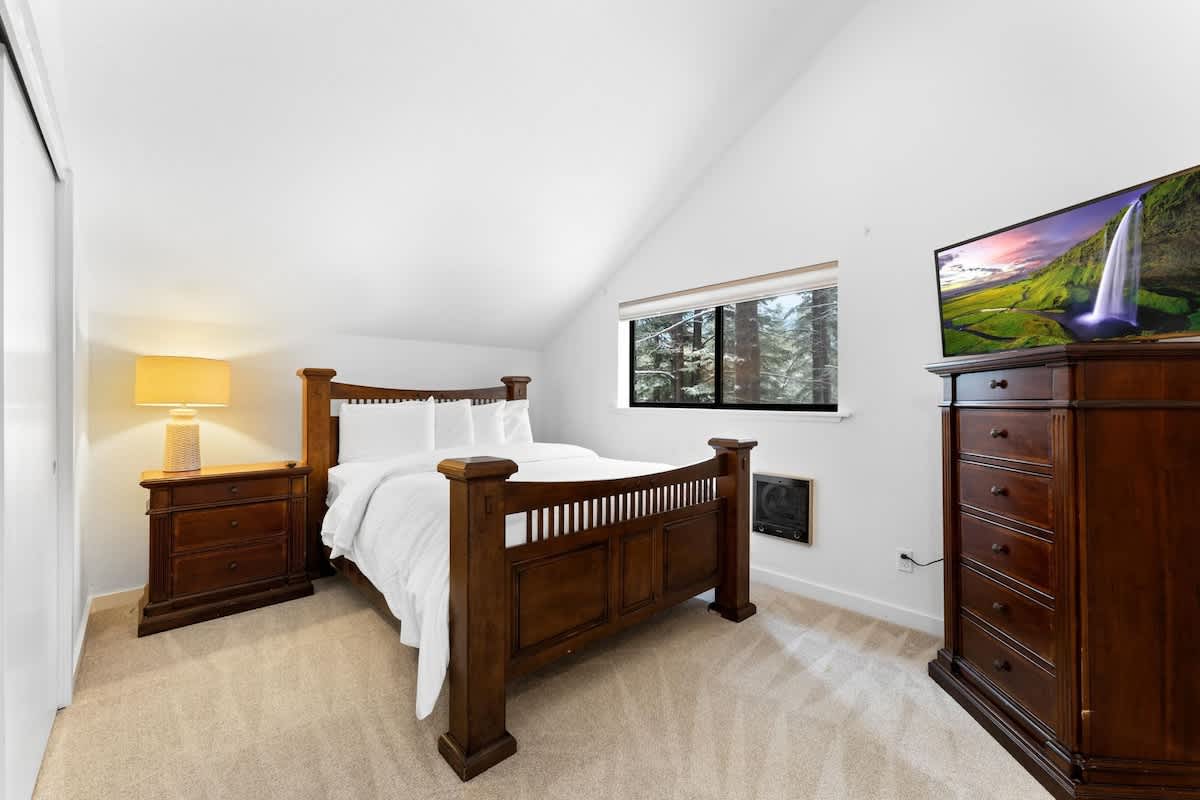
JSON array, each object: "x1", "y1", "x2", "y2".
[{"x1": 163, "y1": 408, "x2": 201, "y2": 472}]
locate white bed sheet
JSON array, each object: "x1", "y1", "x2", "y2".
[{"x1": 322, "y1": 442, "x2": 673, "y2": 719}]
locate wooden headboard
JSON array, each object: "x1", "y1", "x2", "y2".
[{"x1": 296, "y1": 368, "x2": 530, "y2": 576}]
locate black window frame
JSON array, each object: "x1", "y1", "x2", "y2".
[{"x1": 628, "y1": 290, "x2": 838, "y2": 413}]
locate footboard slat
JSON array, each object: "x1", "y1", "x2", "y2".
[{"x1": 504, "y1": 459, "x2": 722, "y2": 516}]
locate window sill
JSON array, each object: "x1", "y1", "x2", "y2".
[{"x1": 612, "y1": 404, "x2": 852, "y2": 423}]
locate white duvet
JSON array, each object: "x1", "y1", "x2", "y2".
[{"x1": 322, "y1": 442, "x2": 673, "y2": 719}]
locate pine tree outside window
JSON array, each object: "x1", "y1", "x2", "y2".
[{"x1": 629, "y1": 286, "x2": 838, "y2": 411}]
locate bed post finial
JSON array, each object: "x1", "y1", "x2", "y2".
[
  {"x1": 298, "y1": 368, "x2": 336, "y2": 578},
  {"x1": 708, "y1": 438, "x2": 758, "y2": 623},
  {"x1": 437, "y1": 456, "x2": 519, "y2": 780},
  {"x1": 500, "y1": 376, "x2": 530, "y2": 400}
]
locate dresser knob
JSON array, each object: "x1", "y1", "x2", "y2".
[
  {"x1": 229, "y1": 520, "x2": 239, "y2": 528},
  {"x1": 991, "y1": 543, "x2": 1008, "y2": 554},
  {"x1": 989, "y1": 485, "x2": 1008, "y2": 496},
  {"x1": 229, "y1": 485, "x2": 239, "y2": 494},
  {"x1": 992, "y1": 658, "x2": 1011, "y2": 672},
  {"x1": 228, "y1": 561, "x2": 239, "y2": 571},
  {"x1": 989, "y1": 379, "x2": 1008, "y2": 389},
  {"x1": 992, "y1": 601, "x2": 1009, "y2": 613},
  {"x1": 989, "y1": 428, "x2": 1008, "y2": 439}
]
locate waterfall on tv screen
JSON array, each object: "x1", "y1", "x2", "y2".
[{"x1": 1087, "y1": 199, "x2": 1143, "y2": 324}]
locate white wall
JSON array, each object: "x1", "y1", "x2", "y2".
[
  {"x1": 84, "y1": 313, "x2": 540, "y2": 597},
  {"x1": 539, "y1": 0, "x2": 1200, "y2": 633}
]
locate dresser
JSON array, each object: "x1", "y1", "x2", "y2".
[
  {"x1": 138, "y1": 462, "x2": 314, "y2": 636},
  {"x1": 928, "y1": 343, "x2": 1200, "y2": 800}
]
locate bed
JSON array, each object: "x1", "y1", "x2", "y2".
[{"x1": 298, "y1": 369, "x2": 757, "y2": 780}]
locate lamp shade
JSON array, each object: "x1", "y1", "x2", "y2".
[{"x1": 134, "y1": 356, "x2": 231, "y2": 407}]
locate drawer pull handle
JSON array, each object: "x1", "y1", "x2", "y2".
[
  {"x1": 229, "y1": 485, "x2": 240, "y2": 494},
  {"x1": 992, "y1": 658, "x2": 1011, "y2": 672},
  {"x1": 228, "y1": 561, "x2": 239, "y2": 571},
  {"x1": 990, "y1": 543, "x2": 1009, "y2": 555},
  {"x1": 989, "y1": 428, "x2": 1008, "y2": 439},
  {"x1": 989, "y1": 485, "x2": 1008, "y2": 497},
  {"x1": 229, "y1": 520, "x2": 239, "y2": 528},
  {"x1": 989, "y1": 379, "x2": 1008, "y2": 389},
  {"x1": 992, "y1": 601, "x2": 1009, "y2": 613}
]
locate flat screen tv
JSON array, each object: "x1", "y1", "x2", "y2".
[{"x1": 935, "y1": 163, "x2": 1200, "y2": 357}]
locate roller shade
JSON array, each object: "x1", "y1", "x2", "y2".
[{"x1": 618, "y1": 261, "x2": 838, "y2": 321}]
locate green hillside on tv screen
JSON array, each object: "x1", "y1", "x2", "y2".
[{"x1": 936, "y1": 166, "x2": 1200, "y2": 356}]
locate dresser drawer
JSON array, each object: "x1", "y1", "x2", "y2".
[
  {"x1": 961, "y1": 616, "x2": 1056, "y2": 728},
  {"x1": 957, "y1": 367, "x2": 1052, "y2": 403},
  {"x1": 173, "y1": 539, "x2": 288, "y2": 596},
  {"x1": 172, "y1": 476, "x2": 291, "y2": 507},
  {"x1": 172, "y1": 501, "x2": 288, "y2": 552},
  {"x1": 959, "y1": 513, "x2": 1052, "y2": 595},
  {"x1": 958, "y1": 409, "x2": 1051, "y2": 466},
  {"x1": 958, "y1": 461, "x2": 1052, "y2": 530},
  {"x1": 960, "y1": 566, "x2": 1054, "y2": 664}
]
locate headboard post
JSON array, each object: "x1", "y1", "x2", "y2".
[
  {"x1": 501, "y1": 376, "x2": 530, "y2": 401},
  {"x1": 298, "y1": 368, "x2": 336, "y2": 577}
]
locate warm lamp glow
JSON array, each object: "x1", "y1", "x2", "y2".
[
  {"x1": 135, "y1": 356, "x2": 231, "y2": 407},
  {"x1": 135, "y1": 356, "x2": 231, "y2": 471}
]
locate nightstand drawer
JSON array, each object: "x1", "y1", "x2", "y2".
[
  {"x1": 173, "y1": 501, "x2": 288, "y2": 552},
  {"x1": 173, "y1": 476, "x2": 291, "y2": 507},
  {"x1": 173, "y1": 539, "x2": 288, "y2": 596}
]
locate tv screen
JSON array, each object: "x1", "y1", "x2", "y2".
[{"x1": 935, "y1": 164, "x2": 1200, "y2": 357}]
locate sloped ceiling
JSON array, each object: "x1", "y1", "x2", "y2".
[{"x1": 59, "y1": 0, "x2": 861, "y2": 348}]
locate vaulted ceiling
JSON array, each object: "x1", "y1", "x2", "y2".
[{"x1": 59, "y1": 0, "x2": 861, "y2": 347}]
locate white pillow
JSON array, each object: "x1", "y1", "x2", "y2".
[
  {"x1": 470, "y1": 400, "x2": 506, "y2": 446},
  {"x1": 338, "y1": 398, "x2": 434, "y2": 462},
  {"x1": 434, "y1": 399, "x2": 474, "y2": 449},
  {"x1": 503, "y1": 399, "x2": 533, "y2": 444}
]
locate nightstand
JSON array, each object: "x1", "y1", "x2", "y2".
[{"x1": 137, "y1": 462, "x2": 314, "y2": 636}]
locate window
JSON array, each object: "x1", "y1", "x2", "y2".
[
  {"x1": 630, "y1": 285, "x2": 838, "y2": 411},
  {"x1": 630, "y1": 308, "x2": 716, "y2": 403}
]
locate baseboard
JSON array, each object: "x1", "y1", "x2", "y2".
[
  {"x1": 71, "y1": 610, "x2": 88, "y2": 682},
  {"x1": 750, "y1": 565, "x2": 943, "y2": 636},
  {"x1": 72, "y1": 586, "x2": 144, "y2": 681},
  {"x1": 89, "y1": 586, "x2": 144, "y2": 613}
]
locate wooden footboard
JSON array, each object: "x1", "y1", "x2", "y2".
[
  {"x1": 296, "y1": 369, "x2": 756, "y2": 781},
  {"x1": 436, "y1": 438, "x2": 756, "y2": 780}
]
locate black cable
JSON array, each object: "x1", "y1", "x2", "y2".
[{"x1": 901, "y1": 553, "x2": 944, "y2": 568}]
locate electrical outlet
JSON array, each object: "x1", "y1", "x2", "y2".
[{"x1": 896, "y1": 548, "x2": 915, "y2": 573}]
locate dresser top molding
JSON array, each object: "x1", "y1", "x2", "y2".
[{"x1": 926, "y1": 341, "x2": 1200, "y2": 376}]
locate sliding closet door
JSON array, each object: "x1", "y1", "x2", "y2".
[{"x1": 0, "y1": 49, "x2": 59, "y2": 800}]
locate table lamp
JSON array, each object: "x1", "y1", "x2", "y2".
[{"x1": 135, "y1": 355, "x2": 231, "y2": 472}]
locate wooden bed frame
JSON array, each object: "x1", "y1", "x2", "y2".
[{"x1": 298, "y1": 369, "x2": 757, "y2": 780}]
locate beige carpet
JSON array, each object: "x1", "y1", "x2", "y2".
[{"x1": 35, "y1": 578, "x2": 1050, "y2": 800}]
